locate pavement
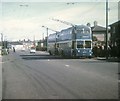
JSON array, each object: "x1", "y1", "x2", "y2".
[
  {"x1": 0, "y1": 55, "x2": 2, "y2": 100},
  {"x1": 96, "y1": 57, "x2": 120, "y2": 62}
]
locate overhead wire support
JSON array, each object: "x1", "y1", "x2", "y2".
[
  {"x1": 106, "y1": 0, "x2": 108, "y2": 60},
  {"x1": 1, "y1": 33, "x2": 3, "y2": 49},
  {"x1": 42, "y1": 25, "x2": 59, "y2": 51}
]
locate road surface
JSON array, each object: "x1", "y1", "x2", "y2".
[{"x1": 2, "y1": 50, "x2": 119, "y2": 99}]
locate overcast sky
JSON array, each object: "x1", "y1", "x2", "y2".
[{"x1": 0, "y1": 0, "x2": 119, "y2": 41}]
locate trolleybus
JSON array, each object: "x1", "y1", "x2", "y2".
[{"x1": 47, "y1": 25, "x2": 93, "y2": 58}]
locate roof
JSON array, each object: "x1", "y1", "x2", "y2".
[
  {"x1": 91, "y1": 25, "x2": 106, "y2": 32},
  {"x1": 109, "y1": 20, "x2": 120, "y2": 26}
]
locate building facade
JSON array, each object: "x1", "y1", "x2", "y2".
[
  {"x1": 109, "y1": 20, "x2": 120, "y2": 46},
  {"x1": 109, "y1": 20, "x2": 120, "y2": 58}
]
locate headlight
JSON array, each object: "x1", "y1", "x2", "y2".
[
  {"x1": 78, "y1": 50, "x2": 80, "y2": 52},
  {"x1": 89, "y1": 50, "x2": 92, "y2": 52}
]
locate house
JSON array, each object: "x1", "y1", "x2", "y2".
[
  {"x1": 91, "y1": 21, "x2": 110, "y2": 42},
  {"x1": 109, "y1": 20, "x2": 120, "y2": 58},
  {"x1": 109, "y1": 20, "x2": 120, "y2": 46}
]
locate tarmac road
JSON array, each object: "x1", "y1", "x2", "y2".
[{"x1": 2, "y1": 50, "x2": 119, "y2": 99}]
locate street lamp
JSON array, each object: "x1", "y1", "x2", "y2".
[
  {"x1": 42, "y1": 25, "x2": 59, "y2": 52},
  {"x1": 106, "y1": 0, "x2": 108, "y2": 60},
  {"x1": 42, "y1": 26, "x2": 48, "y2": 51},
  {"x1": 42, "y1": 26, "x2": 48, "y2": 38},
  {"x1": 1, "y1": 33, "x2": 3, "y2": 49}
]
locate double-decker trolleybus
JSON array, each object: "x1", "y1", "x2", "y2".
[{"x1": 47, "y1": 25, "x2": 93, "y2": 58}]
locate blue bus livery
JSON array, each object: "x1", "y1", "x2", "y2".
[{"x1": 47, "y1": 25, "x2": 93, "y2": 58}]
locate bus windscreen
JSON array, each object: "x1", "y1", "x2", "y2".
[
  {"x1": 77, "y1": 41, "x2": 84, "y2": 48},
  {"x1": 85, "y1": 41, "x2": 91, "y2": 48}
]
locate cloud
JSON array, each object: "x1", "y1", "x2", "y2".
[{"x1": 2, "y1": 18, "x2": 42, "y2": 40}]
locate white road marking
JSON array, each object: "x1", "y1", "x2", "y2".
[
  {"x1": 65, "y1": 65, "x2": 70, "y2": 67},
  {"x1": 0, "y1": 60, "x2": 10, "y2": 64}
]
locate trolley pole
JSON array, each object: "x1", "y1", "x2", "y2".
[{"x1": 106, "y1": 0, "x2": 108, "y2": 60}]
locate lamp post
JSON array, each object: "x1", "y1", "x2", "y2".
[
  {"x1": 1, "y1": 33, "x2": 3, "y2": 49},
  {"x1": 106, "y1": 0, "x2": 108, "y2": 60},
  {"x1": 42, "y1": 26, "x2": 48, "y2": 51},
  {"x1": 42, "y1": 26, "x2": 59, "y2": 52},
  {"x1": 46, "y1": 27, "x2": 48, "y2": 51}
]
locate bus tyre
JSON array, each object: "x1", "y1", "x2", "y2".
[
  {"x1": 49, "y1": 51, "x2": 52, "y2": 55},
  {"x1": 55, "y1": 49, "x2": 58, "y2": 55},
  {"x1": 61, "y1": 50, "x2": 65, "y2": 57},
  {"x1": 72, "y1": 50, "x2": 76, "y2": 58},
  {"x1": 88, "y1": 56, "x2": 91, "y2": 59}
]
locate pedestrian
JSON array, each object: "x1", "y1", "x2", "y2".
[
  {"x1": 92, "y1": 44, "x2": 98, "y2": 57},
  {"x1": 7, "y1": 48, "x2": 9, "y2": 54},
  {"x1": 13, "y1": 47, "x2": 15, "y2": 52}
]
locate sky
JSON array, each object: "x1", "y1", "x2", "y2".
[{"x1": 0, "y1": 0, "x2": 119, "y2": 41}]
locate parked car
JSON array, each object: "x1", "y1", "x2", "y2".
[
  {"x1": 30, "y1": 47, "x2": 36, "y2": 53},
  {"x1": 21, "y1": 47, "x2": 25, "y2": 51}
]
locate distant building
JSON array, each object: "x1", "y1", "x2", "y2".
[
  {"x1": 109, "y1": 20, "x2": 120, "y2": 58},
  {"x1": 91, "y1": 21, "x2": 110, "y2": 42},
  {"x1": 10, "y1": 40, "x2": 36, "y2": 50},
  {"x1": 109, "y1": 20, "x2": 120, "y2": 45},
  {"x1": 10, "y1": 41, "x2": 23, "y2": 50}
]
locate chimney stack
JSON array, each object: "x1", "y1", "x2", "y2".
[{"x1": 94, "y1": 21, "x2": 98, "y2": 27}]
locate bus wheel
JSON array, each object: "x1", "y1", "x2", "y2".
[
  {"x1": 72, "y1": 51, "x2": 76, "y2": 58},
  {"x1": 61, "y1": 50, "x2": 65, "y2": 57},
  {"x1": 55, "y1": 49, "x2": 58, "y2": 55},
  {"x1": 49, "y1": 51, "x2": 52, "y2": 55},
  {"x1": 88, "y1": 56, "x2": 92, "y2": 59}
]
